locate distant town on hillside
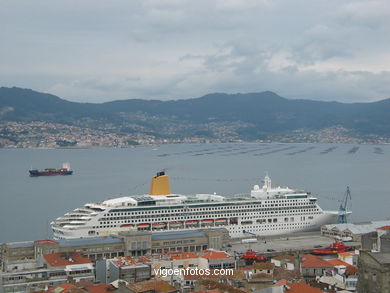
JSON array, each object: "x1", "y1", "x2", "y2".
[{"x1": 1, "y1": 87, "x2": 390, "y2": 148}]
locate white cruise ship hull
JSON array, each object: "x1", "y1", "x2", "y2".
[
  {"x1": 51, "y1": 173, "x2": 346, "y2": 240},
  {"x1": 52, "y1": 207, "x2": 341, "y2": 240}
]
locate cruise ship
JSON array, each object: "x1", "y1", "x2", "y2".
[{"x1": 51, "y1": 172, "x2": 345, "y2": 240}]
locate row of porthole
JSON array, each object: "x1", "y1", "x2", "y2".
[
  {"x1": 97, "y1": 211, "x2": 321, "y2": 226},
  {"x1": 99, "y1": 210, "x2": 321, "y2": 224},
  {"x1": 102, "y1": 208, "x2": 320, "y2": 222},
  {"x1": 104, "y1": 203, "x2": 317, "y2": 216}
]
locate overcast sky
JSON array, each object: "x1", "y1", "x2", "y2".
[{"x1": 1, "y1": 0, "x2": 389, "y2": 102}]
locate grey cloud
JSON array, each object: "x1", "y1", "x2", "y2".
[{"x1": 0, "y1": 0, "x2": 389, "y2": 102}]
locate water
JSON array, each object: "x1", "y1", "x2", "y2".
[{"x1": 0, "y1": 143, "x2": 389, "y2": 243}]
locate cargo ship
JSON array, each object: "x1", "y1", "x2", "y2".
[{"x1": 29, "y1": 162, "x2": 73, "y2": 177}]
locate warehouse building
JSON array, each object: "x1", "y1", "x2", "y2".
[{"x1": 321, "y1": 220, "x2": 390, "y2": 242}]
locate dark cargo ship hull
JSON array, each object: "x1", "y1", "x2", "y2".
[{"x1": 29, "y1": 170, "x2": 73, "y2": 177}]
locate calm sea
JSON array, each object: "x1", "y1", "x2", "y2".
[{"x1": 0, "y1": 143, "x2": 389, "y2": 243}]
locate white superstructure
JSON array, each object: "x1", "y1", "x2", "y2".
[{"x1": 51, "y1": 172, "x2": 343, "y2": 240}]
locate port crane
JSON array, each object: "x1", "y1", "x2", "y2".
[{"x1": 338, "y1": 186, "x2": 352, "y2": 224}]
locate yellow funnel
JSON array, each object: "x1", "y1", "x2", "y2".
[{"x1": 149, "y1": 172, "x2": 171, "y2": 195}]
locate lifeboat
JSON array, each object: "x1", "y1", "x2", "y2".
[
  {"x1": 201, "y1": 219, "x2": 214, "y2": 226},
  {"x1": 137, "y1": 223, "x2": 150, "y2": 228},
  {"x1": 120, "y1": 224, "x2": 134, "y2": 228},
  {"x1": 152, "y1": 222, "x2": 166, "y2": 229},
  {"x1": 185, "y1": 220, "x2": 198, "y2": 226},
  {"x1": 169, "y1": 221, "x2": 183, "y2": 228},
  {"x1": 215, "y1": 218, "x2": 228, "y2": 224}
]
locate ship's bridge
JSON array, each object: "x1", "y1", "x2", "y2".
[
  {"x1": 250, "y1": 174, "x2": 308, "y2": 199},
  {"x1": 101, "y1": 197, "x2": 137, "y2": 207}
]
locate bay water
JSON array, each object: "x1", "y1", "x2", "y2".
[{"x1": 0, "y1": 143, "x2": 389, "y2": 243}]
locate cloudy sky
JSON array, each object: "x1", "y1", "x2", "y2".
[{"x1": 1, "y1": 0, "x2": 389, "y2": 102}]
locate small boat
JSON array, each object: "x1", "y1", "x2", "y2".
[
  {"x1": 241, "y1": 249, "x2": 267, "y2": 264},
  {"x1": 120, "y1": 224, "x2": 134, "y2": 228},
  {"x1": 312, "y1": 241, "x2": 353, "y2": 255},
  {"x1": 169, "y1": 221, "x2": 183, "y2": 228},
  {"x1": 152, "y1": 222, "x2": 166, "y2": 229},
  {"x1": 185, "y1": 220, "x2": 198, "y2": 226},
  {"x1": 215, "y1": 218, "x2": 228, "y2": 224},
  {"x1": 29, "y1": 162, "x2": 73, "y2": 177},
  {"x1": 137, "y1": 223, "x2": 150, "y2": 228}
]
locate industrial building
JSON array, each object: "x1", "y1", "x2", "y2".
[{"x1": 321, "y1": 220, "x2": 390, "y2": 242}]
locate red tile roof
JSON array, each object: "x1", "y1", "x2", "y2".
[
  {"x1": 327, "y1": 258, "x2": 350, "y2": 267},
  {"x1": 253, "y1": 262, "x2": 275, "y2": 270},
  {"x1": 111, "y1": 256, "x2": 139, "y2": 267},
  {"x1": 286, "y1": 282, "x2": 324, "y2": 293},
  {"x1": 378, "y1": 226, "x2": 390, "y2": 230},
  {"x1": 169, "y1": 251, "x2": 198, "y2": 260},
  {"x1": 35, "y1": 240, "x2": 58, "y2": 245},
  {"x1": 275, "y1": 280, "x2": 288, "y2": 286},
  {"x1": 191, "y1": 290, "x2": 220, "y2": 293},
  {"x1": 85, "y1": 284, "x2": 115, "y2": 293},
  {"x1": 345, "y1": 265, "x2": 358, "y2": 276},
  {"x1": 75, "y1": 281, "x2": 94, "y2": 288},
  {"x1": 271, "y1": 255, "x2": 296, "y2": 262},
  {"x1": 48, "y1": 284, "x2": 86, "y2": 293},
  {"x1": 127, "y1": 280, "x2": 177, "y2": 293},
  {"x1": 300, "y1": 255, "x2": 332, "y2": 268},
  {"x1": 201, "y1": 250, "x2": 230, "y2": 260},
  {"x1": 54, "y1": 284, "x2": 74, "y2": 292},
  {"x1": 43, "y1": 252, "x2": 93, "y2": 267},
  {"x1": 139, "y1": 255, "x2": 151, "y2": 262}
]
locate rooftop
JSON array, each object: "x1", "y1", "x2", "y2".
[
  {"x1": 43, "y1": 252, "x2": 93, "y2": 267},
  {"x1": 319, "y1": 276, "x2": 345, "y2": 289},
  {"x1": 35, "y1": 240, "x2": 58, "y2": 245},
  {"x1": 48, "y1": 284, "x2": 83, "y2": 293},
  {"x1": 6, "y1": 241, "x2": 34, "y2": 249},
  {"x1": 286, "y1": 282, "x2": 324, "y2": 293},
  {"x1": 127, "y1": 280, "x2": 177, "y2": 293},
  {"x1": 300, "y1": 255, "x2": 332, "y2": 268},
  {"x1": 275, "y1": 280, "x2": 288, "y2": 286},
  {"x1": 110, "y1": 256, "x2": 142, "y2": 267},
  {"x1": 191, "y1": 290, "x2": 220, "y2": 293},
  {"x1": 345, "y1": 265, "x2": 358, "y2": 275},
  {"x1": 253, "y1": 262, "x2": 275, "y2": 270},
  {"x1": 57, "y1": 236, "x2": 122, "y2": 247},
  {"x1": 168, "y1": 251, "x2": 198, "y2": 260},
  {"x1": 369, "y1": 252, "x2": 390, "y2": 265},
  {"x1": 85, "y1": 284, "x2": 115, "y2": 293},
  {"x1": 139, "y1": 255, "x2": 152, "y2": 262},
  {"x1": 326, "y1": 258, "x2": 350, "y2": 268},
  {"x1": 271, "y1": 254, "x2": 296, "y2": 262},
  {"x1": 323, "y1": 220, "x2": 390, "y2": 235},
  {"x1": 201, "y1": 249, "x2": 231, "y2": 260}
]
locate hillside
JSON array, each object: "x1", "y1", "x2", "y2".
[{"x1": 1, "y1": 87, "x2": 390, "y2": 144}]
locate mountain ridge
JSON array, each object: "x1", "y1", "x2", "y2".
[{"x1": 1, "y1": 87, "x2": 390, "y2": 141}]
